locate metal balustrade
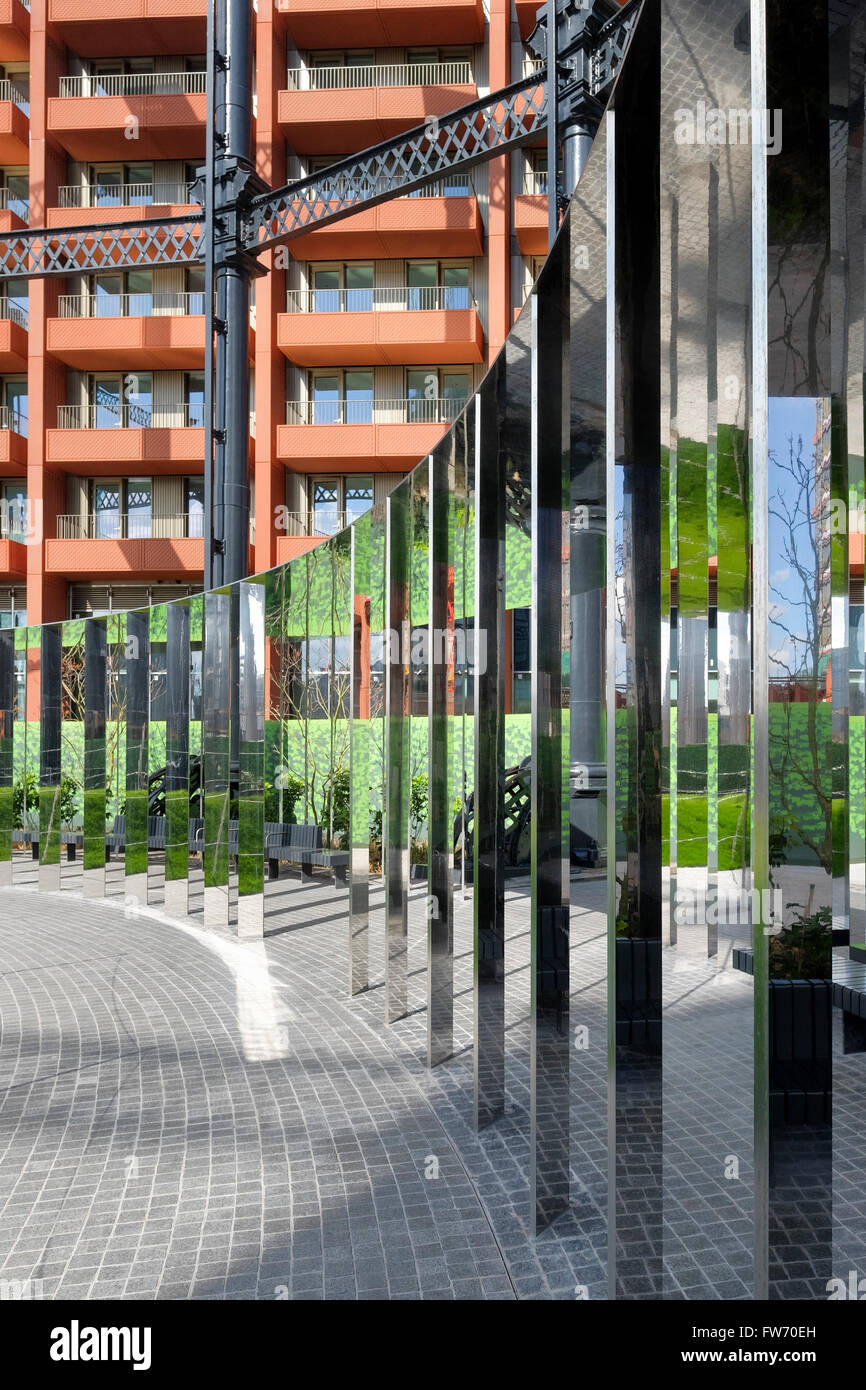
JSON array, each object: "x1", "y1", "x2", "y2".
[
  {"x1": 0, "y1": 503, "x2": 28, "y2": 541},
  {"x1": 285, "y1": 61, "x2": 472, "y2": 91},
  {"x1": 58, "y1": 71, "x2": 207, "y2": 98},
  {"x1": 0, "y1": 189, "x2": 28, "y2": 219},
  {"x1": 57, "y1": 403, "x2": 206, "y2": 429},
  {"x1": 0, "y1": 297, "x2": 27, "y2": 328},
  {"x1": 0, "y1": 80, "x2": 29, "y2": 112},
  {"x1": 285, "y1": 397, "x2": 466, "y2": 426},
  {"x1": 278, "y1": 509, "x2": 354, "y2": 537},
  {"x1": 300, "y1": 172, "x2": 475, "y2": 203},
  {"x1": 57, "y1": 292, "x2": 206, "y2": 318},
  {"x1": 285, "y1": 285, "x2": 475, "y2": 313},
  {"x1": 523, "y1": 170, "x2": 549, "y2": 195},
  {"x1": 58, "y1": 183, "x2": 192, "y2": 209},
  {"x1": 0, "y1": 405, "x2": 26, "y2": 433},
  {"x1": 55, "y1": 512, "x2": 203, "y2": 539}
]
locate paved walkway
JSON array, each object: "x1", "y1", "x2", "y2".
[
  {"x1": 3, "y1": 873, "x2": 863, "y2": 1300},
  {"x1": 0, "y1": 879, "x2": 607, "y2": 1300}
]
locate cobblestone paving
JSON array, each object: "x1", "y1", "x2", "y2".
[{"x1": 1, "y1": 872, "x2": 859, "y2": 1300}]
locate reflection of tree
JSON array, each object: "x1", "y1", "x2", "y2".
[
  {"x1": 768, "y1": 430, "x2": 832, "y2": 873},
  {"x1": 267, "y1": 541, "x2": 353, "y2": 845},
  {"x1": 105, "y1": 621, "x2": 127, "y2": 821}
]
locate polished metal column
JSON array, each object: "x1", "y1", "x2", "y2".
[
  {"x1": 124, "y1": 609, "x2": 149, "y2": 911},
  {"x1": 82, "y1": 618, "x2": 107, "y2": 899},
  {"x1": 350, "y1": 514, "x2": 371, "y2": 995},
  {"x1": 530, "y1": 228, "x2": 571, "y2": 1232},
  {"x1": 39, "y1": 625, "x2": 62, "y2": 893},
  {"x1": 203, "y1": 590, "x2": 232, "y2": 928},
  {"x1": 238, "y1": 579, "x2": 265, "y2": 940},
  {"x1": 164, "y1": 601, "x2": 191, "y2": 918},
  {"x1": 0, "y1": 627, "x2": 12, "y2": 887},
  {"x1": 474, "y1": 369, "x2": 506, "y2": 1122},
  {"x1": 385, "y1": 483, "x2": 410, "y2": 1022},
  {"x1": 428, "y1": 440, "x2": 456, "y2": 1066}
]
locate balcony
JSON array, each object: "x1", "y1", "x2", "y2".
[
  {"x1": 49, "y1": 72, "x2": 207, "y2": 161},
  {"x1": 47, "y1": 293, "x2": 206, "y2": 369},
  {"x1": 45, "y1": 513, "x2": 204, "y2": 579},
  {"x1": 279, "y1": 62, "x2": 477, "y2": 155},
  {"x1": 49, "y1": 181, "x2": 194, "y2": 227},
  {"x1": 0, "y1": 404, "x2": 27, "y2": 476},
  {"x1": 0, "y1": 0, "x2": 29, "y2": 61},
  {"x1": 514, "y1": 171, "x2": 549, "y2": 255},
  {"x1": 47, "y1": 0, "x2": 206, "y2": 59},
  {"x1": 277, "y1": 286, "x2": 484, "y2": 366},
  {"x1": 0, "y1": 536, "x2": 25, "y2": 579},
  {"x1": 278, "y1": 0, "x2": 484, "y2": 48},
  {"x1": 0, "y1": 186, "x2": 28, "y2": 230},
  {"x1": 0, "y1": 298, "x2": 27, "y2": 371},
  {"x1": 277, "y1": 396, "x2": 464, "y2": 470},
  {"x1": 47, "y1": 403, "x2": 205, "y2": 475},
  {"x1": 0, "y1": 82, "x2": 29, "y2": 164},
  {"x1": 287, "y1": 179, "x2": 483, "y2": 260}
]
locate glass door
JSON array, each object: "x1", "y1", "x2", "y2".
[
  {"x1": 345, "y1": 265, "x2": 373, "y2": 312},
  {"x1": 4, "y1": 379, "x2": 26, "y2": 435},
  {"x1": 312, "y1": 480, "x2": 339, "y2": 536},
  {"x1": 126, "y1": 269, "x2": 153, "y2": 317},
  {"x1": 93, "y1": 482, "x2": 121, "y2": 539},
  {"x1": 91, "y1": 166, "x2": 122, "y2": 207},
  {"x1": 311, "y1": 374, "x2": 340, "y2": 424},
  {"x1": 443, "y1": 265, "x2": 470, "y2": 310},
  {"x1": 344, "y1": 370, "x2": 373, "y2": 423},
  {"x1": 92, "y1": 274, "x2": 122, "y2": 318},
  {"x1": 312, "y1": 268, "x2": 340, "y2": 313},
  {"x1": 407, "y1": 262, "x2": 437, "y2": 310},
  {"x1": 125, "y1": 478, "x2": 152, "y2": 539},
  {"x1": 91, "y1": 376, "x2": 123, "y2": 428}
]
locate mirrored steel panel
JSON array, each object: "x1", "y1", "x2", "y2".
[
  {"x1": 164, "y1": 601, "x2": 190, "y2": 918},
  {"x1": 0, "y1": 627, "x2": 12, "y2": 887},
  {"x1": 203, "y1": 591, "x2": 232, "y2": 928},
  {"x1": 238, "y1": 580, "x2": 265, "y2": 940},
  {"x1": 124, "y1": 609, "x2": 149, "y2": 912}
]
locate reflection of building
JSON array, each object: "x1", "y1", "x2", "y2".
[{"x1": 0, "y1": 0, "x2": 552, "y2": 628}]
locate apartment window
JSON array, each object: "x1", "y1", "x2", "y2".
[
  {"x1": 88, "y1": 163, "x2": 155, "y2": 206},
  {"x1": 0, "y1": 169, "x2": 27, "y2": 220},
  {"x1": 406, "y1": 369, "x2": 469, "y2": 421},
  {"x1": 186, "y1": 266, "x2": 206, "y2": 314},
  {"x1": 86, "y1": 269, "x2": 153, "y2": 317},
  {"x1": 186, "y1": 478, "x2": 204, "y2": 537},
  {"x1": 0, "y1": 479, "x2": 26, "y2": 541},
  {"x1": 2, "y1": 378, "x2": 26, "y2": 435},
  {"x1": 310, "y1": 263, "x2": 373, "y2": 312},
  {"x1": 406, "y1": 262, "x2": 470, "y2": 310},
  {"x1": 309, "y1": 370, "x2": 373, "y2": 424},
  {"x1": 89, "y1": 373, "x2": 152, "y2": 427},
  {"x1": 310, "y1": 475, "x2": 373, "y2": 535},
  {"x1": 90, "y1": 478, "x2": 152, "y2": 538},
  {"x1": 526, "y1": 149, "x2": 548, "y2": 195},
  {"x1": 407, "y1": 47, "x2": 470, "y2": 66},
  {"x1": 184, "y1": 371, "x2": 205, "y2": 427}
]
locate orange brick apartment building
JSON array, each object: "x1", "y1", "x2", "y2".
[{"x1": 0, "y1": 0, "x2": 550, "y2": 626}]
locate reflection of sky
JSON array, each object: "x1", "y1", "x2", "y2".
[{"x1": 768, "y1": 397, "x2": 822, "y2": 681}]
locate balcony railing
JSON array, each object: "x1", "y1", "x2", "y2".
[
  {"x1": 57, "y1": 292, "x2": 205, "y2": 318},
  {"x1": 285, "y1": 61, "x2": 472, "y2": 91},
  {"x1": 523, "y1": 170, "x2": 549, "y2": 195},
  {"x1": 0, "y1": 504, "x2": 28, "y2": 542},
  {"x1": 522, "y1": 57, "x2": 546, "y2": 77},
  {"x1": 57, "y1": 182, "x2": 192, "y2": 208},
  {"x1": 280, "y1": 509, "x2": 371, "y2": 538},
  {"x1": 0, "y1": 297, "x2": 27, "y2": 328},
  {"x1": 0, "y1": 189, "x2": 28, "y2": 219},
  {"x1": 285, "y1": 397, "x2": 466, "y2": 426},
  {"x1": 0, "y1": 405, "x2": 26, "y2": 433},
  {"x1": 300, "y1": 171, "x2": 474, "y2": 203},
  {"x1": 0, "y1": 80, "x2": 29, "y2": 112},
  {"x1": 285, "y1": 285, "x2": 475, "y2": 313},
  {"x1": 56, "y1": 512, "x2": 204, "y2": 540},
  {"x1": 58, "y1": 72, "x2": 206, "y2": 98},
  {"x1": 57, "y1": 402, "x2": 205, "y2": 429}
]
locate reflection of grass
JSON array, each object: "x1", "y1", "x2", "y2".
[{"x1": 662, "y1": 792, "x2": 749, "y2": 869}]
